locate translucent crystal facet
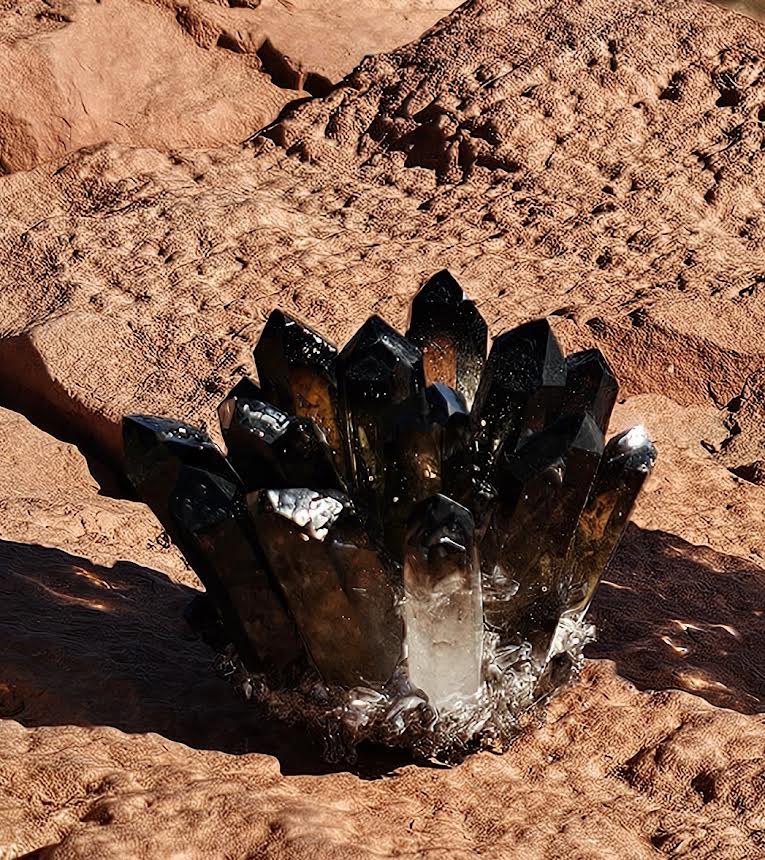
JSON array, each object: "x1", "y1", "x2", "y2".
[
  {"x1": 406, "y1": 270, "x2": 488, "y2": 409},
  {"x1": 249, "y1": 488, "x2": 403, "y2": 687},
  {"x1": 483, "y1": 413, "x2": 604, "y2": 662},
  {"x1": 471, "y1": 319, "x2": 567, "y2": 469},
  {"x1": 254, "y1": 309, "x2": 343, "y2": 470},
  {"x1": 560, "y1": 349, "x2": 619, "y2": 434},
  {"x1": 337, "y1": 315, "x2": 425, "y2": 532},
  {"x1": 403, "y1": 495, "x2": 484, "y2": 709},
  {"x1": 565, "y1": 425, "x2": 657, "y2": 615},
  {"x1": 219, "y1": 394, "x2": 343, "y2": 492},
  {"x1": 170, "y1": 466, "x2": 303, "y2": 674}
]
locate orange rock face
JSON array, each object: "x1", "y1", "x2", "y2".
[{"x1": 1, "y1": 0, "x2": 765, "y2": 856}]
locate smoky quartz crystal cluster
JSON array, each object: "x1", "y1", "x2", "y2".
[{"x1": 123, "y1": 271, "x2": 656, "y2": 762}]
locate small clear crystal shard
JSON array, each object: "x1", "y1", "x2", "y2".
[
  {"x1": 337, "y1": 315, "x2": 425, "y2": 528},
  {"x1": 219, "y1": 395, "x2": 343, "y2": 491},
  {"x1": 560, "y1": 349, "x2": 619, "y2": 434},
  {"x1": 123, "y1": 415, "x2": 239, "y2": 533},
  {"x1": 403, "y1": 494, "x2": 484, "y2": 709},
  {"x1": 254, "y1": 309, "x2": 344, "y2": 470},
  {"x1": 565, "y1": 425, "x2": 657, "y2": 615},
  {"x1": 483, "y1": 413, "x2": 604, "y2": 662},
  {"x1": 249, "y1": 488, "x2": 403, "y2": 687},
  {"x1": 170, "y1": 466, "x2": 304, "y2": 674},
  {"x1": 406, "y1": 270, "x2": 488, "y2": 409},
  {"x1": 471, "y1": 318, "x2": 567, "y2": 470}
]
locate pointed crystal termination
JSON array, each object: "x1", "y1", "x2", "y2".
[
  {"x1": 249, "y1": 488, "x2": 403, "y2": 687},
  {"x1": 219, "y1": 394, "x2": 343, "y2": 492},
  {"x1": 406, "y1": 270, "x2": 488, "y2": 409},
  {"x1": 254, "y1": 309, "x2": 344, "y2": 471},
  {"x1": 337, "y1": 315, "x2": 425, "y2": 531},
  {"x1": 565, "y1": 425, "x2": 657, "y2": 615},
  {"x1": 483, "y1": 413, "x2": 604, "y2": 663},
  {"x1": 471, "y1": 318, "x2": 567, "y2": 473},
  {"x1": 560, "y1": 349, "x2": 619, "y2": 434},
  {"x1": 170, "y1": 466, "x2": 304, "y2": 674},
  {"x1": 403, "y1": 495, "x2": 484, "y2": 709},
  {"x1": 123, "y1": 415, "x2": 239, "y2": 536},
  {"x1": 122, "y1": 416, "x2": 258, "y2": 664}
]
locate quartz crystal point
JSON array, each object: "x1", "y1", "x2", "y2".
[
  {"x1": 471, "y1": 319, "x2": 567, "y2": 471},
  {"x1": 560, "y1": 349, "x2": 619, "y2": 434},
  {"x1": 483, "y1": 413, "x2": 604, "y2": 663},
  {"x1": 337, "y1": 315, "x2": 425, "y2": 531},
  {"x1": 254, "y1": 309, "x2": 344, "y2": 470},
  {"x1": 123, "y1": 415, "x2": 239, "y2": 538},
  {"x1": 565, "y1": 425, "x2": 657, "y2": 615},
  {"x1": 123, "y1": 416, "x2": 262, "y2": 663},
  {"x1": 219, "y1": 394, "x2": 343, "y2": 492},
  {"x1": 170, "y1": 465, "x2": 303, "y2": 674},
  {"x1": 403, "y1": 495, "x2": 484, "y2": 709},
  {"x1": 406, "y1": 270, "x2": 488, "y2": 409},
  {"x1": 249, "y1": 488, "x2": 403, "y2": 687}
]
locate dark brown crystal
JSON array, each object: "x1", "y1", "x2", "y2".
[
  {"x1": 482, "y1": 413, "x2": 604, "y2": 662},
  {"x1": 170, "y1": 466, "x2": 304, "y2": 674},
  {"x1": 337, "y1": 315, "x2": 425, "y2": 532},
  {"x1": 254, "y1": 309, "x2": 343, "y2": 471},
  {"x1": 471, "y1": 319, "x2": 567, "y2": 470},
  {"x1": 406, "y1": 270, "x2": 488, "y2": 409},
  {"x1": 565, "y1": 426, "x2": 657, "y2": 615},
  {"x1": 560, "y1": 349, "x2": 619, "y2": 434},
  {"x1": 219, "y1": 394, "x2": 343, "y2": 492},
  {"x1": 249, "y1": 488, "x2": 403, "y2": 687}
]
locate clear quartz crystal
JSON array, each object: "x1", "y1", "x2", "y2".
[{"x1": 403, "y1": 495, "x2": 484, "y2": 710}]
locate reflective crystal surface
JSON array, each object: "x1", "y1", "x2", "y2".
[
  {"x1": 219, "y1": 394, "x2": 343, "y2": 492},
  {"x1": 406, "y1": 270, "x2": 488, "y2": 408},
  {"x1": 250, "y1": 488, "x2": 403, "y2": 687},
  {"x1": 561, "y1": 349, "x2": 619, "y2": 434},
  {"x1": 483, "y1": 413, "x2": 604, "y2": 662},
  {"x1": 170, "y1": 466, "x2": 303, "y2": 675},
  {"x1": 403, "y1": 495, "x2": 484, "y2": 709},
  {"x1": 122, "y1": 270, "x2": 655, "y2": 763},
  {"x1": 254, "y1": 309, "x2": 344, "y2": 471},
  {"x1": 565, "y1": 426, "x2": 657, "y2": 615},
  {"x1": 337, "y1": 315, "x2": 425, "y2": 532},
  {"x1": 471, "y1": 319, "x2": 567, "y2": 470}
]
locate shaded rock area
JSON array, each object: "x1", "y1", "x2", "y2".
[{"x1": 1, "y1": 0, "x2": 765, "y2": 856}]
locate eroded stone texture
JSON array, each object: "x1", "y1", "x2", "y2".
[
  {"x1": 406, "y1": 270, "x2": 488, "y2": 409},
  {"x1": 254, "y1": 309, "x2": 344, "y2": 472},
  {"x1": 484, "y1": 413, "x2": 604, "y2": 664},
  {"x1": 565, "y1": 425, "x2": 657, "y2": 615},
  {"x1": 403, "y1": 495, "x2": 484, "y2": 709},
  {"x1": 249, "y1": 488, "x2": 402, "y2": 687}
]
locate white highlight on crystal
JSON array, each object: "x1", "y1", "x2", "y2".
[{"x1": 266, "y1": 489, "x2": 344, "y2": 541}]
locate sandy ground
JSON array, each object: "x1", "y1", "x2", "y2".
[{"x1": 1, "y1": 0, "x2": 765, "y2": 856}]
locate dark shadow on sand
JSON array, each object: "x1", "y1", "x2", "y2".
[
  {"x1": 588, "y1": 523, "x2": 765, "y2": 714},
  {"x1": 0, "y1": 539, "x2": 412, "y2": 778},
  {"x1": 2, "y1": 526, "x2": 762, "y2": 783}
]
